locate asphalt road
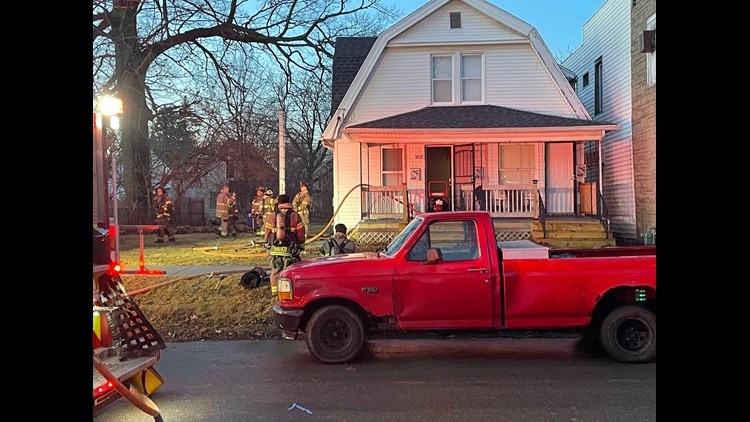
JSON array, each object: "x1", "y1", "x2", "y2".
[{"x1": 93, "y1": 336, "x2": 655, "y2": 422}]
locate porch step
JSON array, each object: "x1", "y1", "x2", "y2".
[
  {"x1": 531, "y1": 230, "x2": 609, "y2": 239},
  {"x1": 531, "y1": 237, "x2": 617, "y2": 248},
  {"x1": 531, "y1": 217, "x2": 614, "y2": 248}
]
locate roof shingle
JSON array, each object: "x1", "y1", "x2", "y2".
[{"x1": 346, "y1": 105, "x2": 614, "y2": 129}]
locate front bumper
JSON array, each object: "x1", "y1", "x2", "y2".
[{"x1": 272, "y1": 303, "x2": 305, "y2": 340}]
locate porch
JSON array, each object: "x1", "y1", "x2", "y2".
[{"x1": 350, "y1": 184, "x2": 614, "y2": 248}]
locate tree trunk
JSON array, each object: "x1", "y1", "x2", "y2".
[{"x1": 110, "y1": 6, "x2": 152, "y2": 224}]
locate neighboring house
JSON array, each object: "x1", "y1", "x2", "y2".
[
  {"x1": 321, "y1": 0, "x2": 619, "y2": 240},
  {"x1": 630, "y1": 0, "x2": 656, "y2": 242},
  {"x1": 562, "y1": 0, "x2": 656, "y2": 244}
]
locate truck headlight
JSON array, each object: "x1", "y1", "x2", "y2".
[{"x1": 278, "y1": 276, "x2": 293, "y2": 301}]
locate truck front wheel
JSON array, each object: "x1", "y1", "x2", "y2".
[
  {"x1": 305, "y1": 305, "x2": 365, "y2": 364},
  {"x1": 599, "y1": 305, "x2": 656, "y2": 363}
]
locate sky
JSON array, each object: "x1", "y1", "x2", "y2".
[{"x1": 380, "y1": 0, "x2": 607, "y2": 61}]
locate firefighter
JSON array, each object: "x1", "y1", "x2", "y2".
[
  {"x1": 216, "y1": 183, "x2": 230, "y2": 237},
  {"x1": 227, "y1": 190, "x2": 239, "y2": 237},
  {"x1": 249, "y1": 186, "x2": 266, "y2": 236},
  {"x1": 262, "y1": 189, "x2": 276, "y2": 228},
  {"x1": 320, "y1": 224, "x2": 357, "y2": 256},
  {"x1": 293, "y1": 181, "x2": 312, "y2": 238},
  {"x1": 264, "y1": 194, "x2": 305, "y2": 298},
  {"x1": 153, "y1": 187, "x2": 176, "y2": 243}
]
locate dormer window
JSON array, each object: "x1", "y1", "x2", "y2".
[{"x1": 450, "y1": 12, "x2": 461, "y2": 29}]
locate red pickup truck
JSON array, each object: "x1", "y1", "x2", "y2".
[{"x1": 273, "y1": 211, "x2": 656, "y2": 364}]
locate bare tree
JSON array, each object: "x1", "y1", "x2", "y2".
[{"x1": 93, "y1": 0, "x2": 397, "y2": 223}]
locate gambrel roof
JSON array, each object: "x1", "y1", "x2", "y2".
[
  {"x1": 331, "y1": 37, "x2": 378, "y2": 116},
  {"x1": 322, "y1": 0, "x2": 596, "y2": 143}
]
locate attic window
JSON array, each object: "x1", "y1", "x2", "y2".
[{"x1": 450, "y1": 12, "x2": 461, "y2": 28}]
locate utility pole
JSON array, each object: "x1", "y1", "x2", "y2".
[{"x1": 278, "y1": 109, "x2": 286, "y2": 195}]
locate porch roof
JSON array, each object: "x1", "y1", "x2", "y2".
[{"x1": 342, "y1": 105, "x2": 619, "y2": 143}]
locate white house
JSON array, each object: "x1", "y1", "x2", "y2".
[
  {"x1": 562, "y1": 0, "x2": 646, "y2": 243},
  {"x1": 321, "y1": 0, "x2": 619, "y2": 241}
]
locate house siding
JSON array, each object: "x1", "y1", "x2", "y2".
[
  {"x1": 631, "y1": 0, "x2": 656, "y2": 241},
  {"x1": 348, "y1": 43, "x2": 578, "y2": 129},
  {"x1": 562, "y1": 0, "x2": 636, "y2": 242},
  {"x1": 333, "y1": 140, "x2": 363, "y2": 230},
  {"x1": 390, "y1": 0, "x2": 526, "y2": 45}
]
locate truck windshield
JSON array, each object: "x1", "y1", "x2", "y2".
[{"x1": 383, "y1": 217, "x2": 423, "y2": 257}]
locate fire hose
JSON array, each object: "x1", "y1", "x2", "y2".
[
  {"x1": 126, "y1": 184, "x2": 378, "y2": 293},
  {"x1": 192, "y1": 183, "x2": 372, "y2": 257}
]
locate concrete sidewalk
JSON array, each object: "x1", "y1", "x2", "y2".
[{"x1": 127, "y1": 265, "x2": 256, "y2": 277}]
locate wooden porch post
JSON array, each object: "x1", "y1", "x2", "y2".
[
  {"x1": 532, "y1": 180, "x2": 539, "y2": 219},
  {"x1": 401, "y1": 183, "x2": 408, "y2": 223}
]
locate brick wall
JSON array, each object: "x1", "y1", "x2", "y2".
[{"x1": 630, "y1": 0, "x2": 657, "y2": 241}]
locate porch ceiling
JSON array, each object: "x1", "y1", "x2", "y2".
[{"x1": 342, "y1": 105, "x2": 619, "y2": 143}]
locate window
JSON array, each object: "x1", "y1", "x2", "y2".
[
  {"x1": 431, "y1": 53, "x2": 484, "y2": 104},
  {"x1": 407, "y1": 220, "x2": 479, "y2": 262},
  {"x1": 461, "y1": 54, "x2": 483, "y2": 102},
  {"x1": 646, "y1": 14, "x2": 656, "y2": 86},
  {"x1": 431, "y1": 55, "x2": 453, "y2": 103},
  {"x1": 582, "y1": 72, "x2": 589, "y2": 87},
  {"x1": 450, "y1": 12, "x2": 461, "y2": 28},
  {"x1": 594, "y1": 57, "x2": 603, "y2": 114},
  {"x1": 498, "y1": 144, "x2": 535, "y2": 185},
  {"x1": 570, "y1": 77, "x2": 577, "y2": 93},
  {"x1": 382, "y1": 147, "x2": 403, "y2": 186}
]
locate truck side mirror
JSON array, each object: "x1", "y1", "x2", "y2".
[{"x1": 424, "y1": 248, "x2": 443, "y2": 265}]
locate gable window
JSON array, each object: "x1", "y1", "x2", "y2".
[
  {"x1": 382, "y1": 147, "x2": 403, "y2": 186},
  {"x1": 432, "y1": 53, "x2": 484, "y2": 104},
  {"x1": 431, "y1": 55, "x2": 453, "y2": 103},
  {"x1": 646, "y1": 13, "x2": 656, "y2": 86},
  {"x1": 594, "y1": 57, "x2": 603, "y2": 114},
  {"x1": 583, "y1": 72, "x2": 589, "y2": 87},
  {"x1": 450, "y1": 12, "x2": 461, "y2": 29},
  {"x1": 461, "y1": 54, "x2": 483, "y2": 102}
]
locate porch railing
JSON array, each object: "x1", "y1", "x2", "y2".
[
  {"x1": 466, "y1": 185, "x2": 537, "y2": 217},
  {"x1": 361, "y1": 185, "x2": 410, "y2": 221},
  {"x1": 361, "y1": 184, "x2": 538, "y2": 220}
]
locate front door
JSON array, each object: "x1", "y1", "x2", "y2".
[
  {"x1": 425, "y1": 146, "x2": 451, "y2": 210},
  {"x1": 545, "y1": 142, "x2": 574, "y2": 214},
  {"x1": 453, "y1": 144, "x2": 476, "y2": 211}
]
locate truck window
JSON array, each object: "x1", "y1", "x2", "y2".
[
  {"x1": 384, "y1": 217, "x2": 423, "y2": 256},
  {"x1": 407, "y1": 220, "x2": 479, "y2": 262}
]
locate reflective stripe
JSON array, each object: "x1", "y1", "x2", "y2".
[{"x1": 270, "y1": 245, "x2": 292, "y2": 256}]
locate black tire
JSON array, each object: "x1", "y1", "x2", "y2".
[
  {"x1": 599, "y1": 305, "x2": 656, "y2": 363},
  {"x1": 304, "y1": 305, "x2": 365, "y2": 364}
]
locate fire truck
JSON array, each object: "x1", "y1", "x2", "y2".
[{"x1": 93, "y1": 110, "x2": 165, "y2": 420}]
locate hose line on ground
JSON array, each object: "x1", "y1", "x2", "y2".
[{"x1": 190, "y1": 183, "x2": 372, "y2": 256}]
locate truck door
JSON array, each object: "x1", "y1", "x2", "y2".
[{"x1": 392, "y1": 218, "x2": 493, "y2": 329}]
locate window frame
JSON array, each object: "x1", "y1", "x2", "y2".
[
  {"x1": 431, "y1": 54, "x2": 454, "y2": 104},
  {"x1": 460, "y1": 53, "x2": 485, "y2": 104},
  {"x1": 594, "y1": 57, "x2": 603, "y2": 115},
  {"x1": 646, "y1": 13, "x2": 656, "y2": 87},
  {"x1": 381, "y1": 146, "x2": 404, "y2": 186},
  {"x1": 430, "y1": 52, "x2": 485, "y2": 105}
]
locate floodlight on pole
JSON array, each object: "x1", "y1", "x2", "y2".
[{"x1": 97, "y1": 95, "x2": 123, "y2": 263}]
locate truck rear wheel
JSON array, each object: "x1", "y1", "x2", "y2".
[
  {"x1": 599, "y1": 305, "x2": 656, "y2": 363},
  {"x1": 305, "y1": 305, "x2": 365, "y2": 364}
]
